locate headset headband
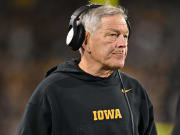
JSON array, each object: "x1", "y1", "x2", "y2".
[{"x1": 69, "y1": 4, "x2": 102, "y2": 28}]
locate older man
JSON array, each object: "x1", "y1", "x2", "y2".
[{"x1": 18, "y1": 4, "x2": 157, "y2": 135}]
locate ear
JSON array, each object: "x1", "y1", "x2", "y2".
[{"x1": 82, "y1": 32, "x2": 91, "y2": 52}]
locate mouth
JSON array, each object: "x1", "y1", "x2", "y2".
[
  {"x1": 112, "y1": 51, "x2": 125, "y2": 55},
  {"x1": 112, "y1": 53, "x2": 125, "y2": 58},
  {"x1": 112, "y1": 52, "x2": 124, "y2": 54},
  {"x1": 112, "y1": 49, "x2": 125, "y2": 54}
]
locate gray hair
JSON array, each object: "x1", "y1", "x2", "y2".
[
  {"x1": 79, "y1": 5, "x2": 128, "y2": 55},
  {"x1": 80, "y1": 5, "x2": 127, "y2": 34}
]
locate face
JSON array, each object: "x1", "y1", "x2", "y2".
[{"x1": 84, "y1": 14, "x2": 129, "y2": 70}]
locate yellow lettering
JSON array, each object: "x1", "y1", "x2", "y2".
[
  {"x1": 93, "y1": 108, "x2": 122, "y2": 121},
  {"x1": 104, "y1": 109, "x2": 114, "y2": 120},
  {"x1": 115, "y1": 109, "x2": 122, "y2": 119},
  {"x1": 98, "y1": 110, "x2": 104, "y2": 120},
  {"x1": 93, "y1": 111, "x2": 98, "y2": 121}
]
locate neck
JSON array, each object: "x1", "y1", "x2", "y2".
[{"x1": 78, "y1": 56, "x2": 114, "y2": 78}]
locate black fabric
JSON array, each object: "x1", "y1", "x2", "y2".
[{"x1": 17, "y1": 58, "x2": 157, "y2": 135}]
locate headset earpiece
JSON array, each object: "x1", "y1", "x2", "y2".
[
  {"x1": 67, "y1": 24, "x2": 85, "y2": 51},
  {"x1": 66, "y1": 4, "x2": 102, "y2": 51}
]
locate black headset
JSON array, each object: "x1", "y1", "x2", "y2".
[{"x1": 66, "y1": 4, "x2": 131, "y2": 51}]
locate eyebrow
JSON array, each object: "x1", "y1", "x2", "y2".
[{"x1": 106, "y1": 28, "x2": 129, "y2": 35}]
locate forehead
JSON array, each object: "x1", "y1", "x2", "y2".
[{"x1": 100, "y1": 14, "x2": 128, "y2": 31}]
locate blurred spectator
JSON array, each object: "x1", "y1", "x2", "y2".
[{"x1": 8, "y1": 17, "x2": 34, "y2": 63}]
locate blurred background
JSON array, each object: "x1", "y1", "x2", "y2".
[{"x1": 0, "y1": 0, "x2": 180, "y2": 135}]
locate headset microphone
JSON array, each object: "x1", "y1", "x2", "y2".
[{"x1": 118, "y1": 71, "x2": 135, "y2": 135}]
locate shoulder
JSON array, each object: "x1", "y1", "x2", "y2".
[
  {"x1": 120, "y1": 72, "x2": 149, "y2": 97},
  {"x1": 120, "y1": 72, "x2": 143, "y2": 88},
  {"x1": 28, "y1": 71, "x2": 68, "y2": 105},
  {"x1": 120, "y1": 72, "x2": 154, "y2": 109}
]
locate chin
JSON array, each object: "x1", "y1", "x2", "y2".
[
  {"x1": 115, "y1": 64, "x2": 125, "y2": 69},
  {"x1": 113, "y1": 60, "x2": 125, "y2": 69},
  {"x1": 106, "y1": 62, "x2": 125, "y2": 70},
  {"x1": 103, "y1": 57, "x2": 126, "y2": 70},
  {"x1": 111, "y1": 56, "x2": 126, "y2": 69}
]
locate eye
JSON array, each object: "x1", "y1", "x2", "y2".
[
  {"x1": 110, "y1": 33, "x2": 118, "y2": 38},
  {"x1": 123, "y1": 35, "x2": 128, "y2": 40}
]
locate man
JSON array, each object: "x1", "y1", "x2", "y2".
[
  {"x1": 172, "y1": 94, "x2": 180, "y2": 135},
  {"x1": 18, "y1": 4, "x2": 157, "y2": 135}
]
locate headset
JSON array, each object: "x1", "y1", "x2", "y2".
[{"x1": 66, "y1": 4, "x2": 131, "y2": 51}]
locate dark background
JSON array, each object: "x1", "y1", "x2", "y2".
[{"x1": 0, "y1": 0, "x2": 180, "y2": 135}]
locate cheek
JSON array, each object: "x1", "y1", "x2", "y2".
[
  {"x1": 91, "y1": 40, "x2": 109, "y2": 54},
  {"x1": 96, "y1": 44, "x2": 113, "y2": 59},
  {"x1": 89, "y1": 36, "x2": 115, "y2": 59}
]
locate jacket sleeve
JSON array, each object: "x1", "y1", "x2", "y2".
[
  {"x1": 17, "y1": 91, "x2": 52, "y2": 135},
  {"x1": 172, "y1": 95, "x2": 180, "y2": 135},
  {"x1": 140, "y1": 91, "x2": 157, "y2": 135}
]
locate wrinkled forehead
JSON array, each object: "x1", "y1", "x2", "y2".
[
  {"x1": 101, "y1": 14, "x2": 126, "y2": 23},
  {"x1": 100, "y1": 14, "x2": 128, "y2": 29}
]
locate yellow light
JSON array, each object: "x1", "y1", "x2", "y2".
[{"x1": 89, "y1": 0, "x2": 119, "y2": 7}]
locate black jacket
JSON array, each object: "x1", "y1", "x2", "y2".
[{"x1": 18, "y1": 58, "x2": 157, "y2": 135}]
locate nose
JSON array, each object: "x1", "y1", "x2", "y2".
[{"x1": 116, "y1": 34, "x2": 127, "y2": 48}]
